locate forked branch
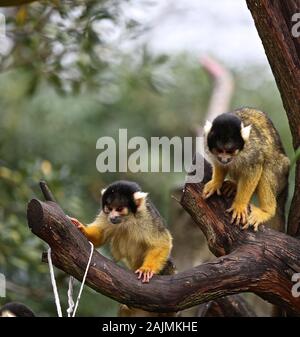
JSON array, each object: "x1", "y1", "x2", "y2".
[{"x1": 26, "y1": 180, "x2": 300, "y2": 314}]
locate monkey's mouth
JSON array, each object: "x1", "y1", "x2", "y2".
[
  {"x1": 217, "y1": 157, "x2": 233, "y2": 165},
  {"x1": 110, "y1": 217, "x2": 122, "y2": 224}
]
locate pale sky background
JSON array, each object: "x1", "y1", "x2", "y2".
[
  {"x1": 0, "y1": 0, "x2": 269, "y2": 69},
  {"x1": 123, "y1": 0, "x2": 269, "y2": 68}
]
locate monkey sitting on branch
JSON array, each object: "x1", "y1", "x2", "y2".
[{"x1": 70, "y1": 180, "x2": 175, "y2": 317}]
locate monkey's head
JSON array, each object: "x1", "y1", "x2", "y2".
[
  {"x1": 204, "y1": 113, "x2": 252, "y2": 166},
  {"x1": 101, "y1": 180, "x2": 148, "y2": 225},
  {"x1": 0, "y1": 302, "x2": 35, "y2": 317}
]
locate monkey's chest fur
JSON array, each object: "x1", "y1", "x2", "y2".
[{"x1": 109, "y1": 219, "x2": 149, "y2": 271}]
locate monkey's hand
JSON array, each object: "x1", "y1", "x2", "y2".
[
  {"x1": 226, "y1": 202, "x2": 248, "y2": 225},
  {"x1": 69, "y1": 217, "x2": 86, "y2": 234},
  {"x1": 203, "y1": 179, "x2": 222, "y2": 199},
  {"x1": 135, "y1": 267, "x2": 154, "y2": 284},
  {"x1": 221, "y1": 180, "x2": 237, "y2": 198}
]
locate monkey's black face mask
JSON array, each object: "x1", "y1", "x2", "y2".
[
  {"x1": 207, "y1": 113, "x2": 245, "y2": 165},
  {"x1": 101, "y1": 180, "x2": 143, "y2": 224},
  {"x1": 103, "y1": 202, "x2": 131, "y2": 225}
]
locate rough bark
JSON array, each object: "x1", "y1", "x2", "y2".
[
  {"x1": 27, "y1": 178, "x2": 300, "y2": 315},
  {"x1": 197, "y1": 295, "x2": 256, "y2": 317},
  {"x1": 246, "y1": 0, "x2": 300, "y2": 236}
]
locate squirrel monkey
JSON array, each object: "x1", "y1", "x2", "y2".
[
  {"x1": 70, "y1": 180, "x2": 174, "y2": 316},
  {"x1": 71, "y1": 180, "x2": 173, "y2": 283},
  {"x1": 0, "y1": 302, "x2": 35, "y2": 317},
  {"x1": 203, "y1": 108, "x2": 290, "y2": 232}
]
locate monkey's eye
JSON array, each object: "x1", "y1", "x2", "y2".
[
  {"x1": 116, "y1": 207, "x2": 124, "y2": 212},
  {"x1": 104, "y1": 205, "x2": 113, "y2": 214},
  {"x1": 226, "y1": 148, "x2": 238, "y2": 155}
]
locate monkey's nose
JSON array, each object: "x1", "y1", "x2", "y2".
[
  {"x1": 219, "y1": 157, "x2": 232, "y2": 164},
  {"x1": 110, "y1": 216, "x2": 122, "y2": 224}
]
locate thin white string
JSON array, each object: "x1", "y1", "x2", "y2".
[
  {"x1": 47, "y1": 241, "x2": 94, "y2": 317},
  {"x1": 72, "y1": 241, "x2": 94, "y2": 317},
  {"x1": 67, "y1": 277, "x2": 75, "y2": 317},
  {"x1": 47, "y1": 248, "x2": 63, "y2": 317}
]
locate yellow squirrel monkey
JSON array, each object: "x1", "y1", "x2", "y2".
[
  {"x1": 203, "y1": 108, "x2": 290, "y2": 232},
  {"x1": 70, "y1": 180, "x2": 173, "y2": 284}
]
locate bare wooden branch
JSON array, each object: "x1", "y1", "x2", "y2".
[
  {"x1": 27, "y1": 179, "x2": 300, "y2": 314},
  {"x1": 200, "y1": 56, "x2": 234, "y2": 121},
  {"x1": 181, "y1": 182, "x2": 300, "y2": 315},
  {"x1": 197, "y1": 295, "x2": 256, "y2": 317},
  {"x1": 246, "y1": 0, "x2": 300, "y2": 236},
  {"x1": 39, "y1": 180, "x2": 56, "y2": 202}
]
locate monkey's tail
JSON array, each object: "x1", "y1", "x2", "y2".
[{"x1": 274, "y1": 183, "x2": 289, "y2": 233}]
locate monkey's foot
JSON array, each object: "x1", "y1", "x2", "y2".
[
  {"x1": 203, "y1": 180, "x2": 222, "y2": 199},
  {"x1": 226, "y1": 203, "x2": 248, "y2": 225},
  {"x1": 243, "y1": 206, "x2": 270, "y2": 231},
  {"x1": 135, "y1": 267, "x2": 155, "y2": 283},
  {"x1": 221, "y1": 180, "x2": 237, "y2": 198}
]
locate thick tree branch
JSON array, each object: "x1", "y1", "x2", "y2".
[
  {"x1": 246, "y1": 0, "x2": 300, "y2": 236},
  {"x1": 27, "y1": 179, "x2": 300, "y2": 314},
  {"x1": 200, "y1": 56, "x2": 234, "y2": 121},
  {"x1": 197, "y1": 294, "x2": 257, "y2": 317},
  {"x1": 181, "y1": 182, "x2": 300, "y2": 314}
]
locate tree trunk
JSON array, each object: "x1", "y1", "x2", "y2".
[{"x1": 246, "y1": 0, "x2": 300, "y2": 236}]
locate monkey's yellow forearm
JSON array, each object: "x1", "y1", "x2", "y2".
[
  {"x1": 80, "y1": 225, "x2": 105, "y2": 247},
  {"x1": 212, "y1": 164, "x2": 227, "y2": 184},
  {"x1": 246, "y1": 171, "x2": 277, "y2": 231},
  {"x1": 233, "y1": 166, "x2": 262, "y2": 207},
  {"x1": 140, "y1": 245, "x2": 171, "y2": 274},
  {"x1": 203, "y1": 164, "x2": 227, "y2": 198}
]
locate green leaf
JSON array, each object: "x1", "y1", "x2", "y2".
[{"x1": 291, "y1": 147, "x2": 300, "y2": 167}]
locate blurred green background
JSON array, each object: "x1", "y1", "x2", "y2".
[{"x1": 0, "y1": 0, "x2": 295, "y2": 316}]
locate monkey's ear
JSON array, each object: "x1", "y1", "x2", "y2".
[
  {"x1": 241, "y1": 123, "x2": 252, "y2": 142},
  {"x1": 101, "y1": 188, "x2": 107, "y2": 195},
  {"x1": 204, "y1": 120, "x2": 212, "y2": 135},
  {"x1": 133, "y1": 191, "x2": 148, "y2": 209}
]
